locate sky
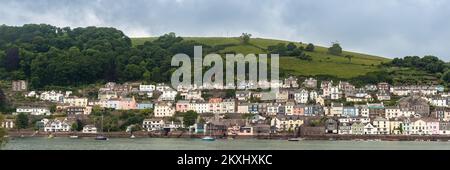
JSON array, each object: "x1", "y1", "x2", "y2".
[{"x1": 0, "y1": 0, "x2": 449, "y2": 61}]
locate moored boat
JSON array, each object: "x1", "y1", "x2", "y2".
[
  {"x1": 201, "y1": 136, "x2": 215, "y2": 141},
  {"x1": 69, "y1": 135, "x2": 79, "y2": 139}
]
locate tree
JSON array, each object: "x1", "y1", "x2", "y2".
[
  {"x1": 286, "y1": 43, "x2": 297, "y2": 51},
  {"x1": 15, "y1": 113, "x2": 29, "y2": 131},
  {"x1": 71, "y1": 122, "x2": 78, "y2": 132},
  {"x1": 345, "y1": 55, "x2": 353, "y2": 63},
  {"x1": 4, "y1": 47, "x2": 20, "y2": 71},
  {"x1": 328, "y1": 42, "x2": 342, "y2": 56},
  {"x1": 183, "y1": 110, "x2": 198, "y2": 127},
  {"x1": 0, "y1": 114, "x2": 7, "y2": 147},
  {"x1": 240, "y1": 33, "x2": 252, "y2": 44},
  {"x1": 305, "y1": 43, "x2": 315, "y2": 52},
  {"x1": 443, "y1": 71, "x2": 450, "y2": 83},
  {"x1": 225, "y1": 89, "x2": 236, "y2": 98},
  {"x1": 50, "y1": 104, "x2": 57, "y2": 113}
]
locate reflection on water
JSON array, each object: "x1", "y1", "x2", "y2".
[{"x1": 4, "y1": 137, "x2": 450, "y2": 150}]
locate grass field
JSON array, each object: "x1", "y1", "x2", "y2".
[{"x1": 131, "y1": 37, "x2": 391, "y2": 79}]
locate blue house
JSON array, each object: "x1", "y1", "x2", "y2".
[
  {"x1": 342, "y1": 107, "x2": 357, "y2": 117},
  {"x1": 137, "y1": 102, "x2": 154, "y2": 110}
]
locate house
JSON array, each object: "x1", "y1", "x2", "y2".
[
  {"x1": 304, "y1": 105, "x2": 324, "y2": 116},
  {"x1": 338, "y1": 123, "x2": 352, "y2": 135},
  {"x1": 237, "y1": 103, "x2": 250, "y2": 114},
  {"x1": 143, "y1": 118, "x2": 165, "y2": 131},
  {"x1": 329, "y1": 103, "x2": 343, "y2": 117},
  {"x1": 377, "y1": 82, "x2": 390, "y2": 91},
  {"x1": 404, "y1": 118, "x2": 440, "y2": 135},
  {"x1": 321, "y1": 80, "x2": 333, "y2": 97},
  {"x1": 12, "y1": 80, "x2": 27, "y2": 92},
  {"x1": 227, "y1": 125, "x2": 254, "y2": 136},
  {"x1": 184, "y1": 90, "x2": 203, "y2": 100},
  {"x1": 342, "y1": 106, "x2": 358, "y2": 117},
  {"x1": 372, "y1": 117, "x2": 390, "y2": 135},
  {"x1": 367, "y1": 102, "x2": 385, "y2": 118},
  {"x1": 284, "y1": 102, "x2": 295, "y2": 115},
  {"x1": 270, "y1": 115, "x2": 304, "y2": 132},
  {"x1": 339, "y1": 81, "x2": 355, "y2": 96},
  {"x1": 303, "y1": 78, "x2": 317, "y2": 89},
  {"x1": 439, "y1": 122, "x2": 450, "y2": 135},
  {"x1": 385, "y1": 106, "x2": 401, "y2": 119},
  {"x1": 154, "y1": 102, "x2": 175, "y2": 117},
  {"x1": 398, "y1": 96, "x2": 430, "y2": 117},
  {"x1": 139, "y1": 84, "x2": 155, "y2": 92},
  {"x1": 44, "y1": 118, "x2": 71, "y2": 132},
  {"x1": 330, "y1": 86, "x2": 342, "y2": 100},
  {"x1": 325, "y1": 118, "x2": 338, "y2": 134},
  {"x1": 98, "y1": 91, "x2": 118, "y2": 100},
  {"x1": 16, "y1": 106, "x2": 51, "y2": 116},
  {"x1": 355, "y1": 105, "x2": 369, "y2": 117},
  {"x1": 282, "y1": 76, "x2": 299, "y2": 88},
  {"x1": 1, "y1": 119, "x2": 15, "y2": 129},
  {"x1": 432, "y1": 107, "x2": 450, "y2": 121},
  {"x1": 351, "y1": 122, "x2": 364, "y2": 135},
  {"x1": 39, "y1": 91, "x2": 65, "y2": 102},
  {"x1": 275, "y1": 90, "x2": 289, "y2": 103},
  {"x1": 389, "y1": 118, "x2": 405, "y2": 135},
  {"x1": 66, "y1": 106, "x2": 91, "y2": 116},
  {"x1": 137, "y1": 102, "x2": 154, "y2": 110},
  {"x1": 236, "y1": 91, "x2": 251, "y2": 101},
  {"x1": 365, "y1": 84, "x2": 377, "y2": 91},
  {"x1": 376, "y1": 90, "x2": 391, "y2": 101},
  {"x1": 159, "y1": 89, "x2": 178, "y2": 101},
  {"x1": 250, "y1": 114, "x2": 267, "y2": 124},
  {"x1": 189, "y1": 101, "x2": 209, "y2": 114},
  {"x1": 82, "y1": 125, "x2": 97, "y2": 134},
  {"x1": 221, "y1": 99, "x2": 236, "y2": 113},
  {"x1": 64, "y1": 97, "x2": 88, "y2": 107},
  {"x1": 176, "y1": 100, "x2": 191, "y2": 112},
  {"x1": 363, "y1": 123, "x2": 377, "y2": 135},
  {"x1": 292, "y1": 104, "x2": 305, "y2": 116},
  {"x1": 430, "y1": 97, "x2": 448, "y2": 107},
  {"x1": 294, "y1": 89, "x2": 309, "y2": 104}
]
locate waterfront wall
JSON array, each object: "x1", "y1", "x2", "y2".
[{"x1": 6, "y1": 130, "x2": 450, "y2": 141}]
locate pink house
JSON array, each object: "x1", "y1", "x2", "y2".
[
  {"x1": 176, "y1": 100, "x2": 190, "y2": 112},
  {"x1": 118, "y1": 97, "x2": 137, "y2": 110},
  {"x1": 424, "y1": 118, "x2": 440, "y2": 135},
  {"x1": 292, "y1": 105, "x2": 305, "y2": 116}
]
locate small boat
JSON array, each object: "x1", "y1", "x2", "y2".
[
  {"x1": 130, "y1": 135, "x2": 136, "y2": 139},
  {"x1": 227, "y1": 136, "x2": 235, "y2": 140},
  {"x1": 201, "y1": 136, "x2": 216, "y2": 141},
  {"x1": 48, "y1": 134, "x2": 54, "y2": 139},
  {"x1": 95, "y1": 135, "x2": 108, "y2": 140},
  {"x1": 288, "y1": 138, "x2": 302, "y2": 141},
  {"x1": 69, "y1": 136, "x2": 79, "y2": 139}
]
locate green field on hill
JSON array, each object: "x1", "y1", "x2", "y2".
[{"x1": 132, "y1": 37, "x2": 391, "y2": 78}]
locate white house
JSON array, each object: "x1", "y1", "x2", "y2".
[
  {"x1": 64, "y1": 97, "x2": 88, "y2": 107},
  {"x1": 159, "y1": 89, "x2": 178, "y2": 101},
  {"x1": 154, "y1": 102, "x2": 175, "y2": 117},
  {"x1": 44, "y1": 119, "x2": 71, "y2": 132},
  {"x1": 139, "y1": 84, "x2": 155, "y2": 92},
  {"x1": 16, "y1": 106, "x2": 51, "y2": 116},
  {"x1": 363, "y1": 123, "x2": 377, "y2": 135},
  {"x1": 1, "y1": 119, "x2": 15, "y2": 129},
  {"x1": 39, "y1": 91, "x2": 65, "y2": 102},
  {"x1": 143, "y1": 118, "x2": 165, "y2": 131},
  {"x1": 294, "y1": 89, "x2": 309, "y2": 104},
  {"x1": 82, "y1": 125, "x2": 97, "y2": 134},
  {"x1": 372, "y1": 117, "x2": 390, "y2": 135}
]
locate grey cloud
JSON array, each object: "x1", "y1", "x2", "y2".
[{"x1": 0, "y1": 0, "x2": 449, "y2": 61}]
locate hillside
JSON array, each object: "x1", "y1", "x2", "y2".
[{"x1": 132, "y1": 37, "x2": 391, "y2": 78}]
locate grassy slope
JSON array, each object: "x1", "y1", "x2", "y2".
[{"x1": 132, "y1": 37, "x2": 391, "y2": 78}]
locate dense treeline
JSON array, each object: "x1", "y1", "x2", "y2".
[
  {"x1": 0, "y1": 24, "x2": 205, "y2": 89},
  {"x1": 267, "y1": 42, "x2": 313, "y2": 61},
  {"x1": 388, "y1": 56, "x2": 448, "y2": 74}
]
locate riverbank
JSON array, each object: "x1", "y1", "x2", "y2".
[{"x1": 6, "y1": 130, "x2": 450, "y2": 141}]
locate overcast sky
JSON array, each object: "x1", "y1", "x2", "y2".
[{"x1": 1, "y1": 0, "x2": 449, "y2": 60}]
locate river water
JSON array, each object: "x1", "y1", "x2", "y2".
[{"x1": 3, "y1": 137, "x2": 450, "y2": 150}]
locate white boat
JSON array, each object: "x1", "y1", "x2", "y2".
[
  {"x1": 69, "y1": 136, "x2": 79, "y2": 139},
  {"x1": 95, "y1": 115, "x2": 108, "y2": 141},
  {"x1": 202, "y1": 136, "x2": 216, "y2": 141},
  {"x1": 48, "y1": 134, "x2": 54, "y2": 139},
  {"x1": 130, "y1": 135, "x2": 136, "y2": 139},
  {"x1": 288, "y1": 138, "x2": 303, "y2": 141}
]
